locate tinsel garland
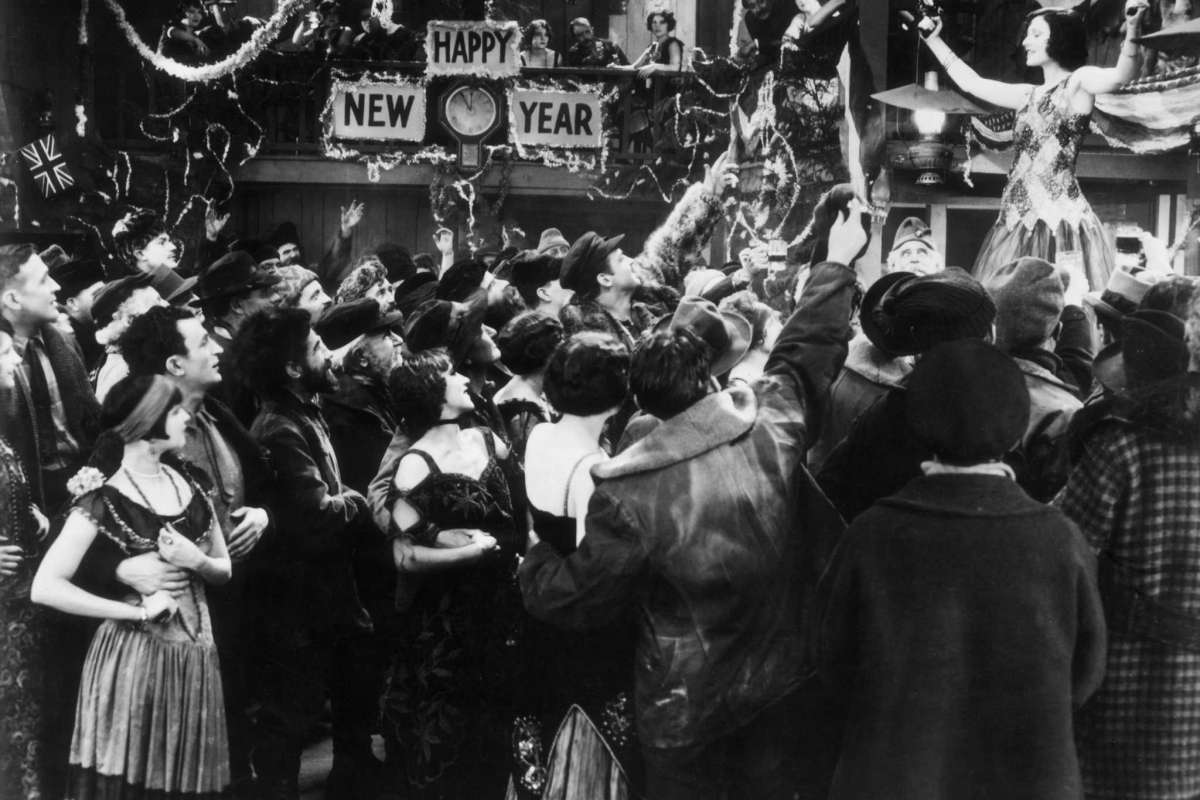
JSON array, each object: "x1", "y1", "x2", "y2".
[{"x1": 100, "y1": 0, "x2": 309, "y2": 82}]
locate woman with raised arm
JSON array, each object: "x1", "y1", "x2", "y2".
[
  {"x1": 381, "y1": 347, "x2": 521, "y2": 797},
  {"x1": 30, "y1": 373, "x2": 232, "y2": 800},
  {"x1": 922, "y1": 1, "x2": 1147, "y2": 289}
]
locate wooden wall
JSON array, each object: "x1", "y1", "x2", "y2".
[{"x1": 231, "y1": 182, "x2": 676, "y2": 267}]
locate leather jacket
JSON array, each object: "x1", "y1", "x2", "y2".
[{"x1": 520, "y1": 261, "x2": 855, "y2": 748}]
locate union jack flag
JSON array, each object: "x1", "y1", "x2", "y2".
[{"x1": 19, "y1": 134, "x2": 74, "y2": 198}]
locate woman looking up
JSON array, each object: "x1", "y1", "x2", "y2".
[
  {"x1": 31, "y1": 374, "x2": 232, "y2": 800},
  {"x1": 921, "y1": 1, "x2": 1147, "y2": 290}
]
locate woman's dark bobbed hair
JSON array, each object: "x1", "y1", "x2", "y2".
[
  {"x1": 545, "y1": 331, "x2": 630, "y2": 416},
  {"x1": 1028, "y1": 9, "x2": 1088, "y2": 72},
  {"x1": 646, "y1": 11, "x2": 677, "y2": 31}
]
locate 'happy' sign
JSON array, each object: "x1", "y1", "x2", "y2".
[
  {"x1": 330, "y1": 82, "x2": 426, "y2": 142},
  {"x1": 427, "y1": 20, "x2": 520, "y2": 78},
  {"x1": 509, "y1": 89, "x2": 603, "y2": 150}
]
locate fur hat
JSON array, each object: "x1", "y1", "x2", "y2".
[
  {"x1": 907, "y1": 339, "x2": 1031, "y2": 465},
  {"x1": 984, "y1": 257, "x2": 1065, "y2": 352},
  {"x1": 861, "y1": 267, "x2": 996, "y2": 357}
]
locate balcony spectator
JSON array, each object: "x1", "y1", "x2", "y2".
[
  {"x1": 158, "y1": 0, "x2": 212, "y2": 64},
  {"x1": 292, "y1": 0, "x2": 355, "y2": 58},
  {"x1": 203, "y1": 0, "x2": 264, "y2": 59},
  {"x1": 520, "y1": 19, "x2": 562, "y2": 68},
  {"x1": 564, "y1": 17, "x2": 628, "y2": 68},
  {"x1": 629, "y1": 11, "x2": 685, "y2": 78},
  {"x1": 350, "y1": 6, "x2": 425, "y2": 61}
]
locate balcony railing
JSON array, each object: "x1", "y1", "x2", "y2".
[{"x1": 108, "y1": 53, "x2": 708, "y2": 165}]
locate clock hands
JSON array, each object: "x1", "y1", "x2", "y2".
[{"x1": 464, "y1": 91, "x2": 474, "y2": 112}]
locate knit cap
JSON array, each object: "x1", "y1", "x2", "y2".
[{"x1": 983, "y1": 257, "x2": 1065, "y2": 352}]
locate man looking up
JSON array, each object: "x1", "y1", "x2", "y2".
[
  {"x1": 231, "y1": 308, "x2": 379, "y2": 800},
  {"x1": 118, "y1": 303, "x2": 272, "y2": 798},
  {"x1": 510, "y1": 251, "x2": 572, "y2": 317}
]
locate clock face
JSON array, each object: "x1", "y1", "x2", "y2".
[{"x1": 444, "y1": 85, "x2": 498, "y2": 138}]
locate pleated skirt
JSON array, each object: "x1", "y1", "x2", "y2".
[{"x1": 66, "y1": 612, "x2": 230, "y2": 800}]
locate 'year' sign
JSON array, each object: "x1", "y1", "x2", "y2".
[{"x1": 509, "y1": 89, "x2": 603, "y2": 150}]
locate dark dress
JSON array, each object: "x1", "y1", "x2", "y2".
[
  {"x1": 0, "y1": 436, "x2": 50, "y2": 800},
  {"x1": 382, "y1": 431, "x2": 521, "y2": 798},
  {"x1": 510, "y1": 463, "x2": 638, "y2": 800},
  {"x1": 66, "y1": 479, "x2": 229, "y2": 800}
]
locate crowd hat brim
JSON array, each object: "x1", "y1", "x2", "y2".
[
  {"x1": 92, "y1": 273, "x2": 155, "y2": 328},
  {"x1": 197, "y1": 250, "x2": 282, "y2": 301},
  {"x1": 50, "y1": 258, "x2": 107, "y2": 301},
  {"x1": 654, "y1": 295, "x2": 752, "y2": 377},
  {"x1": 859, "y1": 271, "x2": 917, "y2": 355}
]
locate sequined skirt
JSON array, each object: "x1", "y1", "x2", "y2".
[{"x1": 972, "y1": 211, "x2": 1115, "y2": 295}]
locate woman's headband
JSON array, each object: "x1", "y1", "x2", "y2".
[{"x1": 112, "y1": 375, "x2": 178, "y2": 443}]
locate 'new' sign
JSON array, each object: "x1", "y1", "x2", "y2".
[{"x1": 331, "y1": 83, "x2": 426, "y2": 142}]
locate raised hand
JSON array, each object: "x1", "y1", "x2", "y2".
[
  {"x1": 340, "y1": 200, "x2": 365, "y2": 236},
  {"x1": 204, "y1": 204, "x2": 230, "y2": 242}
]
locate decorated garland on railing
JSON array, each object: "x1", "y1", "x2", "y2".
[{"x1": 100, "y1": 0, "x2": 308, "y2": 82}]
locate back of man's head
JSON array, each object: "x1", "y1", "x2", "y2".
[
  {"x1": 630, "y1": 328, "x2": 712, "y2": 419},
  {"x1": 119, "y1": 305, "x2": 193, "y2": 377},
  {"x1": 983, "y1": 257, "x2": 1065, "y2": 354}
]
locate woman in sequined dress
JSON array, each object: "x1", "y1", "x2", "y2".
[
  {"x1": 0, "y1": 330, "x2": 52, "y2": 799},
  {"x1": 922, "y1": 2, "x2": 1148, "y2": 290}
]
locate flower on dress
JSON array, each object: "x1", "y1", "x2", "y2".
[{"x1": 67, "y1": 466, "x2": 105, "y2": 499}]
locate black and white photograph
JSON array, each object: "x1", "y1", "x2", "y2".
[{"x1": 2, "y1": 0, "x2": 1200, "y2": 798}]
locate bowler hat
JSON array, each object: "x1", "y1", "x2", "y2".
[
  {"x1": 654, "y1": 295, "x2": 752, "y2": 377},
  {"x1": 51, "y1": 259, "x2": 106, "y2": 301},
  {"x1": 537, "y1": 228, "x2": 571, "y2": 255},
  {"x1": 907, "y1": 339, "x2": 1031, "y2": 465},
  {"x1": 560, "y1": 232, "x2": 624, "y2": 295},
  {"x1": 92, "y1": 273, "x2": 154, "y2": 329},
  {"x1": 198, "y1": 251, "x2": 281, "y2": 301}
]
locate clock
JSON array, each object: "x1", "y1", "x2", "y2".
[
  {"x1": 439, "y1": 82, "x2": 503, "y2": 170},
  {"x1": 443, "y1": 85, "x2": 499, "y2": 137}
]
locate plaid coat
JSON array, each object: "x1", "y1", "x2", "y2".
[{"x1": 1057, "y1": 387, "x2": 1200, "y2": 800}]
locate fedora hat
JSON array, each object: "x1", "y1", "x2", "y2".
[
  {"x1": 197, "y1": 251, "x2": 281, "y2": 301},
  {"x1": 654, "y1": 296, "x2": 752, "y2": 376},
  {"x1": 1084, "y1": 267, "x2": 1160, "y2": 331}
]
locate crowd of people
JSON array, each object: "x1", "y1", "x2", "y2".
[
  {"x1": 7, "y1": 1, "x2": 1200, "y2": 800},
  {"x1": 158, "y1": 0, "x2": 684, "y2": 73}
]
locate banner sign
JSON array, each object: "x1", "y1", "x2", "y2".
[
  {"x1": 426, "y1": 20, "x2": 520, "y2": 78},
  {"x1": 509, "y1": 89, "x2": 603, "y2": 149},
  {"x1": 329, "y1": 81, "x2": 426, "y2": 142}
]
